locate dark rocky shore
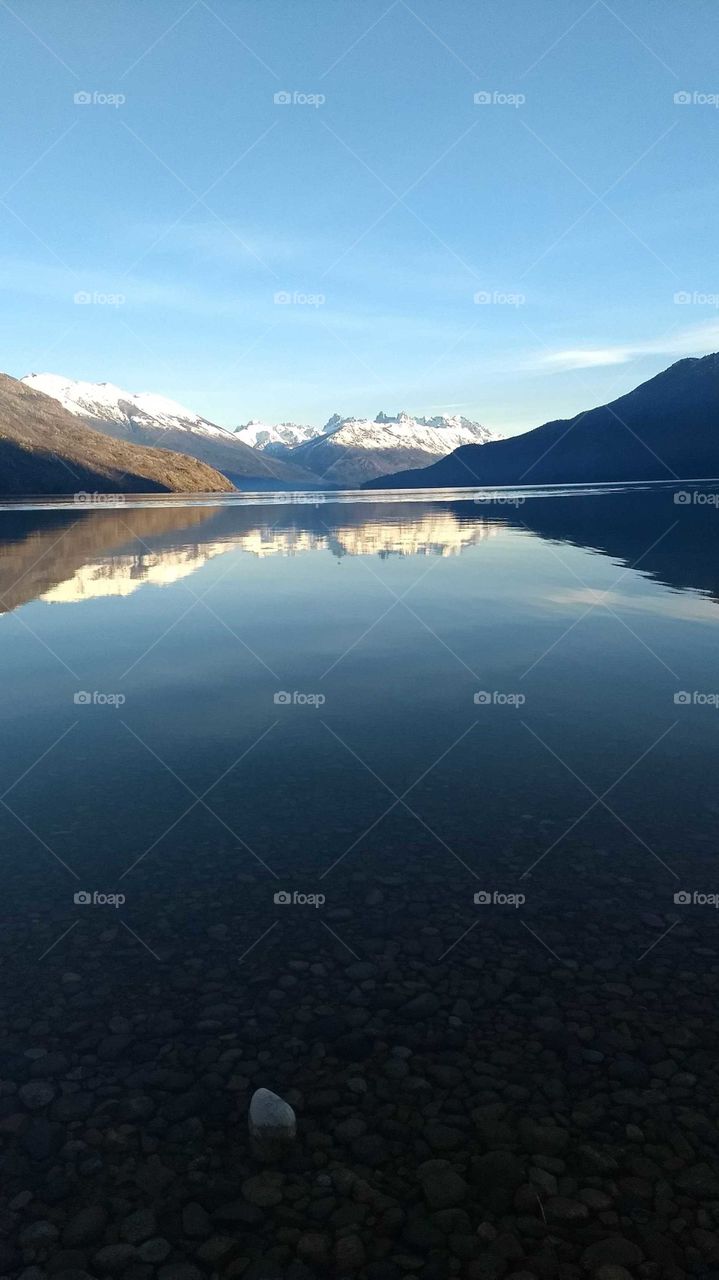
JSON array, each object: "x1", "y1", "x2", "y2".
[{"x1": 2, "y1": 837, "x2": 719, "y2": 1280}]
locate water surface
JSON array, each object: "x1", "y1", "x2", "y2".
[
  {"x1": 3, "y1": 482, "x2": 719, "y2": 1269},
  {"x1": 2, "y1": 482, "x2": 718, "y2": 953}
]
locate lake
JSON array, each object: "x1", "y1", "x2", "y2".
[{"x1": 1, "y1": 481, "x2": 718, "y2": 1274}]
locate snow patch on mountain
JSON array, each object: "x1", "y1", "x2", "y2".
[
  {"x1": 239, "y1": 410, "x2": 499, "y2": 457},
  {"x1": 315, "y1": 410, "x2": 499, "y2": 454},
  {"x1": 21, "y1": 377, "x2": 499, "y2": 464},
  {"x1": 21, "y1": 373, "x2": 234, "y2": 440},
  {"x1": 235, "y1": 420, "x2": 321, "y2": 453}
]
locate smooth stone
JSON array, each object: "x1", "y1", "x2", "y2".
[
  {"x1": 418, "y1": 1160, "x2": 468, "y2": 1209},
  {"x1": 62, "y1": 1207, "x2": 108, "y2": 1246},
  {"x1": 242, "y1": 1173, "x2": 284, "y2": 1207},
  {"x1": 92, "y1": 1245, "x2": 138, "y2": 1275},
  {"x1": 19, "y1": 1082, "x2": 56, "y2": 1111},
  {"x1": 119, "y1": 1210, "x2": 156, "y2": 1245},
  {"x1": 581, "y1": 1237, "x2": 644, "y2": 1270},
  {"x1": 137, "y1": 1240, "x2": 171, "y2": 1264},
  {"x1": 248, "y1": 1087, "x2": 296, "y2": 1161},
  {"x1": 401, "y1": 992, "x2": 440, "y2": 1018}
]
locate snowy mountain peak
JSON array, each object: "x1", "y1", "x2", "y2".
[
  {"x1": 313, "y1": 411, "x2": 499, "y2": 452},
  {"x1": 235, "y1": 419, "x2": 321, "y2": 454},
  {"x1": 21, "y1": 373, "x2": 235, "y2": 440}
]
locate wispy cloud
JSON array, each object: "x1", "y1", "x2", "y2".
[{"x1": 536, "y1": 321, "x2": 719, "y2": 373}]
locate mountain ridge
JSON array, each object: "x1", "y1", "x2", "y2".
[
  {"x1": 0, "y1": 373, "x2": 234, "y2": 496},
  {"x1": 21, "y1": 373, "x2": 326, "y2": 490},
  {"x1": 284, "y1": 410, "x2": 498, "y2": 486},
  {"x1": 367, "y1": 355, "x2": 719, "y2": 490},
  {"x1": 23, "y1": 375, "x2": 502, "y2": 488}
]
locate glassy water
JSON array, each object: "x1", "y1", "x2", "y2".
[
  {"x1": 2, "y1": 483, "x2": 717, "y2": 919},
  {"x1": 2, "y1": 483, "x2": 719, "y2": 1270}
]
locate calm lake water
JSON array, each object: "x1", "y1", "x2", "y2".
[
  {"x1": 1, "y1": 482, "x2": 718, "y2": 929},
  {"x1": 2, "y1": 482, "x2": 719, "y2": 1274}
]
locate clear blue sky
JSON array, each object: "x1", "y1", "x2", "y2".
[{"x1": 1, "y1": 0, "x2": 717, "y2": 434}]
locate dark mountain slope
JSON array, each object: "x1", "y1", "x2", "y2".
[
  {"x1": 21, "y1": 373, "x2": 326, "y2": 491},
  {"x1": 0, "y1": 374, "x2": 233, "y2": 495},
  {"x1": 368, "y1": 355, "x2": 719, "y2": 489}
]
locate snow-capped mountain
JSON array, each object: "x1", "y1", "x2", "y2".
[
  {"x1": 20, "y1": 373, "x2": 325, "y2": 490},
  {"x1": 18, "y1": 375, "x2": 499, "y2": 491},
  {"x1": 286, "y1": 410, "x2": 500, "y2": 487},
  {"x1": 235, "y1": 420, "x2": 321, "y2": 454},
  {"x1": 320, "y1": 410, "x2": 496, "y2": 453},
  {"x1": 22, "y1": 373, "x2": 233, "y2": 439}
]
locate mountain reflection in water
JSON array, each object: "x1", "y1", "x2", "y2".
[{"x1": 1, "y1": 483, "x2": 718, "y2": 611}]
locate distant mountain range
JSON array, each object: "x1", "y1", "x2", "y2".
[
  {"x1": 22, "y1": 376, "x2": 499, "y2": 489},
  {"x1": 21, "y1": 374, "x2": 323, "y2": 491},
  {"x1": 369, "y1": 355, "x2": 719, "y2": 489},
  {"x1": 13, "y1": 356, "x2": 717, "y2": 497},
  {"x1": 251, "y1": 410, "x2": 498, "y2": 487},
  {"x1": 0, "y1": 374, "x2": 232, "y2": 496},
  {"x1": 234, "y1": 419, "x2": 321, "y2": 454}
]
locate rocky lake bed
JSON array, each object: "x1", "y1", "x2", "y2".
[
  {"x1": 2, "y1": 493, "x2": 719, "y2": 1279},
  {"x1": 2, "y1": 836, "x2": 719, "y2": 1280}
]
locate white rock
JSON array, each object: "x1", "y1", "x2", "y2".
[{"x1": 248, "y1": 1088, "x2": 296, "y2": 1161}]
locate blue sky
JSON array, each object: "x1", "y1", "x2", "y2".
[{"x1": 1, "y1": 0, "x2": 718, "y2": 434}]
